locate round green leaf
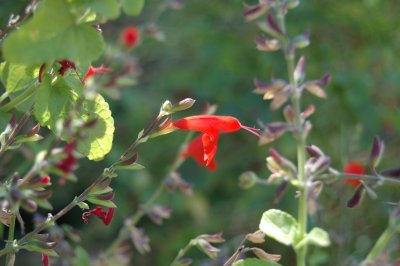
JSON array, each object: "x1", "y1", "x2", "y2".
[
  {"x1": 122, "y1": 0, "x2": 145, "y2": 16},
  {"x1": 259, "y1": 209, "x2": 298, "y2": 246}
]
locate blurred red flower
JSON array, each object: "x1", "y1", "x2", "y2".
[
  {"x1": 121, "y1": 26, "x2": 140, "y2": 48},
  {"x1": 343, "y1": 161, "x2": 365, "y2": 187},
  {"x1": 56, "y1": 142, "x2": 77, "y2": 185},
  {"x1": 173, "y1": 115, "x2": 259, "y2": 169},
  {"x1": 82, "y1": 65, "x2": 112, "y2": 84},
  {"x1": 82, "y1": 206, "x2": 115, "y2": 226}
]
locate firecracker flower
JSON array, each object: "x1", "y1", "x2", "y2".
[
  {"x1": 82, "y1": 206, "x2": 115, "y2": 226},
  {"x1": 41, "y1": 254, "x2": 49, "y2": 266},
  {"x1": 343, "y1": 161, "x2": 365, "y2": 187},
  {"x1": 82, "y1": 65, "x2": 112, "y2": 84},
  {"x1": 172, "y1": 115, "x2": 260, "y2": 169},
  {"x1": 56, "y1": 142, "x2": 77, "y2": 185},
  {"x1": 121, "y1": 26, "x2": 140, "y2": 48}
]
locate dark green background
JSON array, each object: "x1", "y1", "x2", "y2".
[{"x1": 1, "y1": 0, "x2": 400, "y2": 265}]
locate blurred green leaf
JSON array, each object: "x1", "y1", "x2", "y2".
[
  {"x1": 70, "y1": 0, "x2": 120, "y2": 20},
  {"x1": 87, "y1": 198, "x2": 117, "y2": 208},
  {"x1": 2, "y1": 0, "x2": 104, "y2": 64},
  {"x1": 115, "y1": 163, "x2": 145, "y2": 171},
  {"x1": 122, "y1": 0, "x2": 145, "y2": 16},
  {"x1": 259, "y1": 209, "x2": 298, "y2": 246},
  {"x1": 0, "y1": 62, "x2": 38, "y2": 92},
  {"x1": 296, "y1": 227, "x2": 331, "y2": 248},
  {"x1": 74, "y1": 246, "x2": 90, "y2": 266}
]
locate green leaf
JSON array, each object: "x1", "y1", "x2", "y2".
[
  {"x1": 70, "y1": 0, "x2": 121, "y2": 20},
  {"x1": 35, "y1": 199, "x2": 53, "y2": 210},
  {"x1": 259, "y1": 209, "x2": 298, "y2": 246},
  {"x1": 114, "y1": 163, "x2": 145, "y2": 171},
  {"x1": 296, "y1": 227, "x2": 330, "y2": 248},
  {"x1": 74, "y1": 246, "x2": 91, "y2": 266},
  {"x1": 233, "y1": 258, "x2": 282, "y2": 266},
  {"x1": 34, "y1": 75, "x2": 78, "y2": 129},
  {"x1": 87, "y1": 198, "x2": 117, "y2": 208},
  {"x1": 23, "y1": 242, "x2": 58, "y2": 257},
  {"x1": 122, "y1": 0, "x2": 145, "y2": 16},
  {"x1": 75, "y1": 94, "x2": 114, "y2": 161},
  {"x1": 2, "y1": 0, "x2": 104, "y2": 64},
  {"x1": 14, "y1": 134, "x2": 43, "y2": 144},
  {"x1": 0, "y1": 62, "x2": 39, "y2": 92}
]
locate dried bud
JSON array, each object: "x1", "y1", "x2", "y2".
[
  {"x1": 380, "y1": 167, "x2": 400, "y2": 178},
  {"x1": 239, "y1": 171, "x2": 258, "y2": 189},
  {"x1": 268, "y1": 148, "x2": 297, "y2": 176},
  {"x1": 283, "y1": 105, "x2": 295, "y2": 123},
  {"x1": 306, "y1": 145, "x2": 324, "y2": 158},
  {"x1": 196, "y1": 239, "x2": 220, "y2": 259},
  {"x1": 293, "y1": 31, "x2": 310, "y2": 49},
  {"x1": 197, "y1": 232, "x2": 225, "y2": 243},
  {"x1": 294, "y1": 56, "x2": 306, "y2": 84},
  {"x1": 310, "y1": 156, "x2": 331, "y2": 175},
  {"x1": 146, "y1": 205, "x2": 172, "y2": 225},
  {"x1": 253, "y1": 79, "x2": 287, "y2": 98},
  {"x1": 274, "y1": 180, "x2": 289, "y2": 204},
  {"x1": 250, "y1": 247, "x2": 281, "y2": 262},
  {"x1": 21, "y1": 199, "x2": 38, "y2": 212},
  {"x1": 270, "y1": 87, "x2": 291, "y2": 110},
  {"x1": 175, "y1": 258, "x2": 193, "y2": 266},
  {"x1": 130, "y1": 227, "x2": 150, "y2": 254},
  {"x1": 255, "y1": 36, "x2": 281, "y2": 52},
  {"x1": 243, "y1": 3, "x2": 271, "y2": 22},
  {"x1": 267, "y1": 13, "x2": 283, "y2": 35},
  {"x1": 26, "y1": 124, "x2": 40, "y2": 137},
  {"x1": 369, "y1": 136, "x2": 384, "y2": 169},
  {"x1": 246, "y1": 230, "x2": 265, "y2": 244},
  {"x1": 301, "y1": 104, "x2": 315, "y2": 119},
  {"x1": 347, "y1": 185, "x2": 365, "y2": 208}
]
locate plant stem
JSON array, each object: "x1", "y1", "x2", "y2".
[
  {"x1": 5, "y1": 213, "x2": 16, "y2": 266},
  {"x1": 0, "y1": 85, "x2": 36, "y2": 112},
  {"x1": 106, "y1": 132, "x2": 193, "y2": 255},
  {"x1": 278, "y1": 3, "x2": 308, "y2": 264},
  {"x1": 363, "y1": 224, "x2": 397, "y2": 264},
  {"x1": 170, "y1": 240, "x2": 193, "y2": 266}
]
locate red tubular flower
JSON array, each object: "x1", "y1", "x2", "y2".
[
  {"x1": 82, "y1": 206, "x2": 115, "y2": 226},
  {"x1": 41, "y1": 254, "x2": 50, "y2": 266},
  {"x1": 39, "y1": 175, "x2": 51, "y2": 185},
  {"x1": 82, "y1": 65, "x2": 112, "y2": 84},
  {"x1": 121, "y1": 26, "x2": 140, "y2": 48},
  {"x1": 56, "y1": 142, "x2": 77, "y2": 185},
  {"x1": 182, "y1": 135, "x2": 217, "y2": 171},
  {"x1": 343, "y1": 161, "x2": 365, "y2": 187},
  {"x1": 173, "y1": 115, "x2": 260, "y2": 169}
]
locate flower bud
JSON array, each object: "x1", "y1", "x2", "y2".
[
  {"x1": 246, "y1": 230, "x2": 265, "y2": 244},
  {"x1": 196, "y1": 239, "x2": 220, "y2": 259},
  {"x1": 197, "y1": 232, "x2": 225, "y2": 243},
  {"x1": 21, "y1": 199, "x2": 38, "y2": 212},
  {"x1": 239, "y1": 171, "x2": 258, "y2": 189},
  {"x1": 369, "y1": 136, "x2": 384, "y2": 169},
  {"x1": 347, "y1": 185, "x2": 365, "y2": 208},
  {"x1": 293, "y1": 31, "x2": 310, "y2": 49},
  {"x1": 294, "y1": 56, "x2": 306, "y2": 84},
  {"x1": 171, "y1": 98, "x2": 196, "y2": 112}
]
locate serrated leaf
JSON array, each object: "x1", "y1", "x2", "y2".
[
  {"x1": 259, "y1": 209, "x2": 298, "y2": 246},
  {"x1": 70, "y1": 0, "x2": 121, "y2": 20},
  {"x1": 122, "y1": 0, "x2": 145, "y2": 16},
  {"x1": 2, "y1": 0, "x2": 104, "y2": 64},
  {"x1": 75, "y1": 94, "x2": 114, "y2": 161},
  {"x1": 114, "y1": 163, "x2": 145, "y2": 171},
  {"x1": 233, "y1": 258, "x2": 282, "y2": 266},
  {"x1": 0, "y1": 62, "x2": 39, "y2": 92},
  {"x1": 34, "y1": 75, "x2": 78, "y2": 128},
  {"x1": 74, "y1": 246, "x2": 91, "y2": 266},
  {"x1": 296, "y1": 227, "x2": 330, "y2": 248},
  {"x1": 87, "y1": 198, "x2": 117, "y2": 208}
]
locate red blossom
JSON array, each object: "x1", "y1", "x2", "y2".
[
  {"x1": 173, "y1": 115, "x2": 260, "y2": 168},
  {"x1": 56, "y1": 142, "x2": 77, "y2": 185},
  {"x1": 82, "y1": 65, "x2": 112, "y2": 84},
  {"x1": 58, "y1": 59, "x2": 76, "y2": 76},
  {"x1": 82, "y1": 206, "x2": 115, "y2": 226},
  {"x1": 182, "y1": 135, "x2": 217, "y2": 171},
  {"x1": 343, "y1": 161, "x2": 365, "y2": 187},
  {"x1": 121, "y1": 26, "x2": 140, "y2": 48},
  {"x1": 39, "y1": 175, "x2": 51, "y2": 185},
  {"x1": 41, "y1": 254, "x2": 50, "y2": 266}
]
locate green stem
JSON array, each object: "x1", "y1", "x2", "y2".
[
  {"x1": 170, "y1": 240, "x2": 193, "y2": 266},
  {"x1": 363, "y1": 224, "x2": 397, "y2": 263},
  {"x1": 0, "y1": 85, "x2": 36, "y2": 112},
  {"x1": 278, "y1": 3, "x2": 308, "y2": 264},
  {"x1": 5, "y1": 214, "x2": 16, "y2": 266}
]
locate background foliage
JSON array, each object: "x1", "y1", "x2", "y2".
[{"x1": 1, "y1": 0, "x2": 400, "y2": 265}]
